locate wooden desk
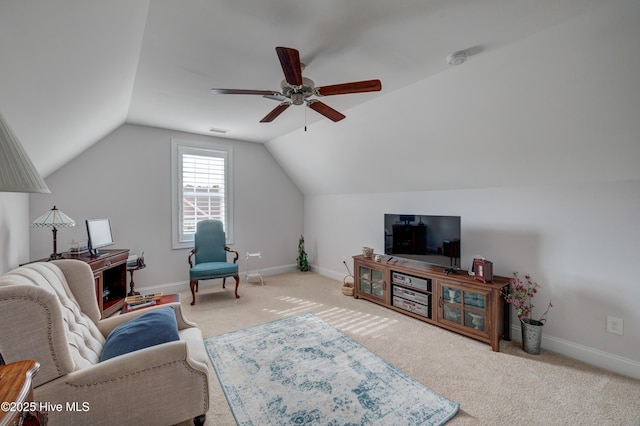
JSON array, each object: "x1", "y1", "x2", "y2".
[
  {"x1": 29, "y1": 249, "x2": 130, "y2": 318},
  {"x1": 0, "y1": 360, "x2": 41, "y2": 426},
  {"x1": 67, "y1": 249, "x2": 129, "y2": 318}
]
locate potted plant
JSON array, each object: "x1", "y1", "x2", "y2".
[
  {"x1": 296, "y1": 235, "x2": 309, "y2": 272},
  {"x1": 502, "y1": 272, "x2": 553, "y2": 354}
]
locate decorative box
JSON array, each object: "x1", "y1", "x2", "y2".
[{"x1": 473, "y1": 258, "x2": 493, "y2": 283}]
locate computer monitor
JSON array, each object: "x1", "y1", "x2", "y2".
[{"x1": 86, "y1": 218, "x2": 114, "y2": 257}]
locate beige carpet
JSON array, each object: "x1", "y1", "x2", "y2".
[{"x1": 179, "y1": 272, "x2": 640, "y2": 425}]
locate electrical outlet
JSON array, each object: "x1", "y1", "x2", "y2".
[{"x1": 606, "y1": 316, "x2": 623, "y2": 335}]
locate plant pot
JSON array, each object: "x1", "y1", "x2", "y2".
[
  {"x1": 521, "y1": 318, "x2": 544, "y2": 355},
  {"x1": 342, "y1": 276, "x2": 354, "y2": 296}
]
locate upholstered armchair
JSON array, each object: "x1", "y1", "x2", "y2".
[
  {"x1": 0, "y1": 260, "x2": 209, "y2": 426},
  {"x1": 188, "y1": 219, "x2": 240, "y2": 305}
]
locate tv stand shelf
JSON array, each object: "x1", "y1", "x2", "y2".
[{"x1": 353, "y1": 254, "x2": 510, "y2": 351}]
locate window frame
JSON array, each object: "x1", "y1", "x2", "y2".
[{"x1": 171, "y1": 138, "x2": 233, "y2": 249}]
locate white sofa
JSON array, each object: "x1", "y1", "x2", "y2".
[{"x1": 0, "y1": 260, "x2": 209, "y2": 425}]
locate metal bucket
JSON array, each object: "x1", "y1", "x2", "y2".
[{"x1": 521, "y1": 319, "x2": 544, "y2": 355}]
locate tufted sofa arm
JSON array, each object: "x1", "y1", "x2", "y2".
[
  {"x1": 97, "y1": 302, "x2": 199, "y2": 335},
  {"x1": 0, "y1": 260, "x2": 210, "y2": 425},
  {"x1": 0, "y1": 278, "x2": 99, "y2": 385},
  {"x1": 35, "y1": 339, "x2": 209, "y2": 425}
]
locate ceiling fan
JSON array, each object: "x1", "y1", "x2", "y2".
[{"x1": 211, "y1": 46, "x2": 382, "y2": 123}]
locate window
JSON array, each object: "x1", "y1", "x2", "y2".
[{"x1": 171, "y1": 139, "x2": 233, "y2": 249}]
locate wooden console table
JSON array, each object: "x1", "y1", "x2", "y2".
[
  {"x1": 29, "y1": 249, "x2": 129, "y2": 318},
  {"x1": 354, "y1": 254, "x2": 510, "y2": 351}
]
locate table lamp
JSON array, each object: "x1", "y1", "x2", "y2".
[{"x1": 31, "y1": 206, "x2": 76, "y2": 259}]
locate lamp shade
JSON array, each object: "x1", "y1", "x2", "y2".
[
  {"x1": 31, "y1": 206, "x2": 75, "y2": 260},
  {"x1": 31, "y1": 205, "x2": 75, "y2": 228},
  {"x1": 0, "y1": 111, "x2": 50, "y2": 193}
]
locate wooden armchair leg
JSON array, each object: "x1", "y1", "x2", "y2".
[
  {"x1": 190, "y1": 280, "x2": 198, "y2": 305},
  {"x1": 222, "y1": 277, "x2": 226, "y2": 289},
  {"x1": 233, "y1": 275, "x2": 240, "y2": 299}
]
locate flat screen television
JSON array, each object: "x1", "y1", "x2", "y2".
[
  {"x1": 86, "y1": 218, "x2": 114, "y2": 257},
  {"x1": 384, "y1": 214, "x2": 461, "y2": 270}
]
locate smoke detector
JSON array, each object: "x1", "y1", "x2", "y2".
[{"x1": 446, "y1": 51, "x2": 467, "y2": 66}]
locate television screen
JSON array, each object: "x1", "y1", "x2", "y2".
[
  {"x1": 86, "y1": 218, "x2": 114, "y2": 256},
  {"x1": 384, "y1": 214, "x2": 461, "y2": 269}
]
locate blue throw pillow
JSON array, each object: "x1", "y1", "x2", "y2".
[{"x1": 100, "y1": 307, "x2": 179, "y2": 362}]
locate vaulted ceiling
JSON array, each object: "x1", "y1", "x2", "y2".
[{"x1": 1, "y1": 0, "x2": 639, "y2": 194}]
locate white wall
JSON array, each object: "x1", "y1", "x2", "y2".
[
  {"x1": 304, "y1": 181, "x2": 640, "y2": 378},
  {"x1": 266, "y1": 1, "x2": 640, "y2": 196},
  {"x1": 28, "y1": 124, "x2": 304, "y2": 290},
  {"x1": 0, "y1": 193, "x2": 30, "y2": 274},
  {"x1": 260, "y1": 1, "x2": 640, "y2": 378}
]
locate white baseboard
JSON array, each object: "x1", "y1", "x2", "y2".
[
  {"x1": 136, "y1": 264, "x2": 640, "y2": 381},
  {"x1": 312, "y1": 264, "x2": 347, "y2": 282},
  {"x1": 511, "y1": 324, "x2": 640, "y2": 380},
  {"x1": 318, "y1": 265, "x2": 640, "y2": 381},
  {"x1": 136, "y1": 264, "x2": 298, "y2": 295}
]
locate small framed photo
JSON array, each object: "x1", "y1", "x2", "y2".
[{"x1": 473, "y1": 258, "x2": 493, "y2": 283}]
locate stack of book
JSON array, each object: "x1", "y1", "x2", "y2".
[
  {"x1": 124, "y1": 292, "x2": 163, "y2": 310},
  {"x1": 127, "y1": 252, "x2": 145, "y2": 268},
  {"x1": 126, "y1": 255, "x2": 139, "y2": 268}
]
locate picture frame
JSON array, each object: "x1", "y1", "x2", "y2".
[{"x1": 473, "y1": 258, "x2": 493, "y2": 283}]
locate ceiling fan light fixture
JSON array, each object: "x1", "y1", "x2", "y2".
[
  {"x1": 447, "y1": 51, "x2": 467, "y2": 66},
  {"x1": 290, "y1": 92, "x2": 305, "y2": 105}
]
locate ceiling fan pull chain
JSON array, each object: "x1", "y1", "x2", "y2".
[{"x1": 304, "y1": 105, "x2": 307, "y2": 132}]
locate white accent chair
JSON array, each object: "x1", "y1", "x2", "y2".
[{"x1": 0, "y1": 260, "x2": 209, "y2": 425}]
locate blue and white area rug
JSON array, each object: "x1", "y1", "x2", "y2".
[{"x1": 204, "y1": 313, "x2": 459, "y2": 425}]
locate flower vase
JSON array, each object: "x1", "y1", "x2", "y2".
[{"x1": 521, "y1": 318, "x2": 544, "y2": 355}]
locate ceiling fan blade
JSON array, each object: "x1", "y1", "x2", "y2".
[
  {"x1": 211, "y1": 88, "x2": 278, "y2": 96},
  {"x1": 276, "y1": 47, "x2": 303, "y2": 86},
  {"x1": 263, "y1": 94, "x2": 288, "y2": 102},
  {"x1": 260, "y1": 102, "x2": 291, "y2": 123},
  {"x1": 316, "y1": 79, "x2": 382, "y2": 96},
  {"x1": 307, "y1": 100, "x2": 346, "y2": 122}
]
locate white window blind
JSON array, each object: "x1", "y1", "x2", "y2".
[
  {"x1": 171, "y1": 140, "x2": 233, "y2": 248},
  {"x1": 181, "y1": 153, "x2": 225, "y2": 234}
]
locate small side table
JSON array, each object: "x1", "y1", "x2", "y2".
[
  {"x1": 0, "y1": 360, "x2": 44, "y2": 426},
  {"x1": 127, "y1": 264, "x2": 146, "y2": 296},
  {"x1": 245, "y1": 252, "x2": 264, "y2": 285}
]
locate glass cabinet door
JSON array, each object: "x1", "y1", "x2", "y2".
[
  {"x1": 442, "y1": 286, "x2": 461, "y2": 324},
  {"x1": 358, "y1": 266, "x2": 385, "y2": 300},
  {"x1": 463, "y1": 291, "x2": 486, "y2": 331},
  {"x1": 359, "y1": 267, "x2": 372, "y2": 294},
  {"x1": 440, "y1": 284, "x2": 487, "y2": 333}
]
